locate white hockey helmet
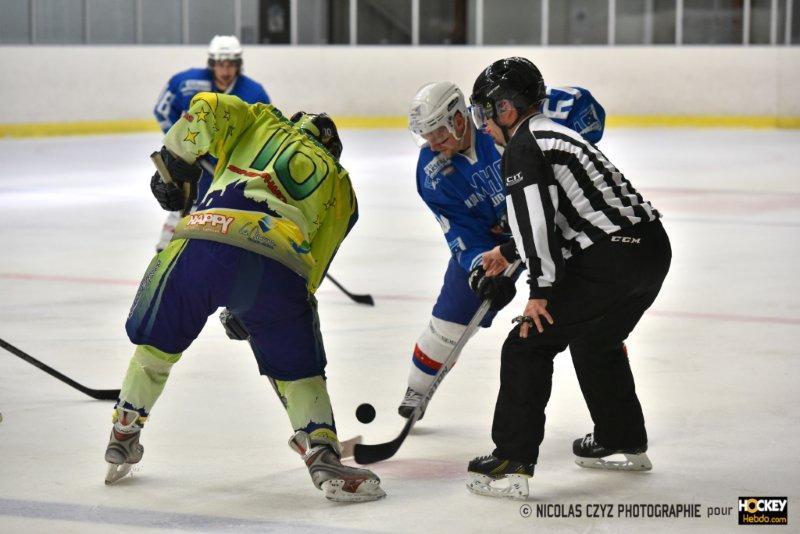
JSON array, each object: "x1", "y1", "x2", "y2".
[
  {"x1": 208, "y1": 35, "x2": 243, "y2": 64},
  {"x1": 408, "y1": 82, "x2": 468, "y2": 147}
]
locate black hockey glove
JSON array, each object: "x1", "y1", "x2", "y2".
[
  {"x1": 468, "y1": 265, "x2": 517, "y2": 312},
  {"x1": 219, "y1": 308, "x2": 250, "y2": 341},
  {"x1": 156, "y1": 146, "x2": 203, "y2": 185},
  {"x1": 149, "y1": 146, "x2": 202, "y2": 212},
  {"x1": 150, "y1": 172, "x2": 186, "y2": 211}
]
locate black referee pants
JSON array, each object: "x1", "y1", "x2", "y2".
[{"x1": 491, "y1": 220, "x2": 671, "y2": 465}]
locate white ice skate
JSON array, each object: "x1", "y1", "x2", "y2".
[
  {"x1": 466, "y1": 454, "x2": 533, "y2": 500},
  {"x1": 289, "y1": 431, "x2": 386, "y2": 502},
  {"x1": 104, "y1": 409, "x2": 144, "y2": 485},
  {"x1": 573, "y1": 433, "x2": 652, "y2": 471}
]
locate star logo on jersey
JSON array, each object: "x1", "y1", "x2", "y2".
[
  {"x1": 195, "y1": 109, "x2": 209, "y2": 122},
  {"x1": 226, "y1": 124, "x2": 235, "y2": 137},
  {"x1": 223, "y1": 109, "x2": 231, "y2": 121},
  {"x1": 323, "y1": 197, "x2": 336, "y2": 210},
  {"x1": 184, "y1": 130, "x2": 199, "y2": 144}
]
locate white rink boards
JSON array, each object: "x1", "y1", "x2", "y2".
[{"x1": 0, "y1": 128, "x2": 799, "y2": 533}]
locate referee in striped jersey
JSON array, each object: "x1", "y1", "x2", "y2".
[{"x1": 466, "y1": 57, "x2": 672, "y2": 491}]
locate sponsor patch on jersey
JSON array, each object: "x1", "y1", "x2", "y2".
[
  {"x1": 423, "y1": 154, "x2": 450, "y2": 179},
  {"x1": 238, "y1": 223, "x2": 276, "y2": 249},
  {"x1": 505, "y1": 172, "x2": 523, "y2": 187},
  {"x1": 424, "y1": 175, "x2": 441, "y2": 190},
  {"x1": 227, "y1": 164, "x2": 288, "y2": 203},
  {"x1": 577, "y1": 104, "x2": 602, "y2": 135},
  {"x1": 181, "y1": 80, "x2": 212, "y2": 96},
  {"x1": 187, "y1": 212, "x2": 235, "y2": 234}
]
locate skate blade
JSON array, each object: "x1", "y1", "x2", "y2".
[
  {"x1": 105, "y1": 462, "x2": 133, "y2": 485},
  {"x1": 466, "y1": 473, "x2": 529, "y2": 501},
  {"x1": 321, "y1": 479, "x2": 386, "y2": 503},
  {"x1": 575, "y1": 452, "x2": 652, "y2": 471}
]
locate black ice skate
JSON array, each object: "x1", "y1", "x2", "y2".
[
  {"x1": 573, "y1": 433, "x2": 652, "y2": 471},
  {"x1": 397, "y1": 387, "x2": 425, "y2": 420},
  {"x1": 466, "y1": 454, "x2": 533, "y2": 500}
]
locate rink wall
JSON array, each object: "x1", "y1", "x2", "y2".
[{"x1": 1, "y1": 45, "x2": 799, "y2": 136}]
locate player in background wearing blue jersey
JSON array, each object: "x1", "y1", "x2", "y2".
[
  {"x1": 152, "y1": 35, "x2": 271, "y2": 251},
  {"x1": 398, "y1": 82, "x2": 605, "y2": 419}
]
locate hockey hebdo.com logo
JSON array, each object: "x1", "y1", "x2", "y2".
[{"x1": 738, "y1": 497, "x2": 788, "y2": 525}]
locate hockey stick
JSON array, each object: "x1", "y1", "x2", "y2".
[
  {"x1": 325, "y1": 273, "x2": 375, "y2": 306},
  {"x1": 354, "y1": 259, "x2": 522, "y2": 464},
  {"x1": 151, "y1": 150, "x2": 195, "y2": 216},
  {"x1": 0, "y1": 338, "x2": 120, "y2": 401}
]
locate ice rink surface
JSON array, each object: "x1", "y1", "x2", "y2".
[{"x1": 0, "y1": 127, "x2": 799, "y2": 533}]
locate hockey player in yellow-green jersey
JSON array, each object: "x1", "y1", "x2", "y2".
[
  {"x1": 168, "y1": 91, "x2": 357, "y2": 294},
  {"x1": 103, "y1": 93, "x2": 386, "y2": 502}
]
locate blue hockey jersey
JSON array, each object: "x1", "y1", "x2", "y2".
[
  {"x1": 417, "y1": 86, "x2": 605, "y2": 273},
  {"x1": 541, "y1": 86, "x2": 605, "y2": 144},
  {"x1": 154, "y1": 67, "x2": 271, "y2": 132}
]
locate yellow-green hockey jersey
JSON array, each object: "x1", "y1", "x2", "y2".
[{"x1": 164, "y1": 92, "x2": 358, "y2": 293}]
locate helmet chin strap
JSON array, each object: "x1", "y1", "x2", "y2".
[{"x1": 490, "y1": 101, "x2": 513, "y2": 145}]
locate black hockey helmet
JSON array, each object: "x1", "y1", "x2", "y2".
[
  {"x1": 290, "y1": 111, "x2": 343, "y2": 160},
  {"x1": 469, "y1": 57, "x2": 546, "y2": 130}
]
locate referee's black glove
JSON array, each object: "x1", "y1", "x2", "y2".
[{"x1": 468, "y1": 266, "x2": 517, "y2": 311}]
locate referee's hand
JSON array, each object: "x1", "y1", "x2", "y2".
[{"x1": 519, "y1": 299, "x2": 553, "y2": 338}]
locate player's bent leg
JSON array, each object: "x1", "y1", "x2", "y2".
[
  {"x1": 275, "y1": 376, "x2": 385, "y2": 502},
  {"x1": 229, "y1": 255, "x2": 385, "y2": 501},
  {"x1": 105, "y1": 344, "x2": 182, "y2": 485},
  {"x1": 400, "y1": 317, "x2": 476, "y2": 420},
  {"x1": 110, "y1": 240, "x2": 240, "y2": 485},
  {"x1": 399, "y1": 257, "x2": 500, "y2": 420}
]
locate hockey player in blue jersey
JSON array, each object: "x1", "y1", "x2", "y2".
[
  {"x1": 398, "y1": 81, "x2": 605, "y2": 419},
  {"x1": 152, "y1": 35, "x2": 271, "y2": 251}
]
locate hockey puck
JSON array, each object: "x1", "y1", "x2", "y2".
[{"x1": 355, "y1": 403, "x2": 376, "y2": 424}]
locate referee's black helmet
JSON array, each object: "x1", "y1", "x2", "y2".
[{"x1": 470, "y1": 57, "x2": 546, "y2": 125}]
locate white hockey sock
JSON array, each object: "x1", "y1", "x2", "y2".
[{"x1": 407, "y1": 317, "x2": 476, "y2": 392}]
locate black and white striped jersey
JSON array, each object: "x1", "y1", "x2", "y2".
[{"x1": 503, "y1": 113, "x2": 660, "y2": 300}]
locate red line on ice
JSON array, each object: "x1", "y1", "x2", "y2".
[
  {"x1": 0, "y1": 273, "x2": 139, "y2": 286},
  {"x1": 3, "y1": 273, "x2": 799, "y2": 326}
]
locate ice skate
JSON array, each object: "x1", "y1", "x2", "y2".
[
  {"x1": 466, "y1": 454, "x2": 533, "y2": 500},
  {"x1": 397, "y1": 387, "x2": 425, "y2": 420},
  {"x1": 104, "y1": 409, "x2": 144, "y2": 485},
  {"x1": 573, "y1": 433, "x2": 652, "y2": 471},
  {"x1": 289, "y1": 430, "x2": 386, "y2": 502}
]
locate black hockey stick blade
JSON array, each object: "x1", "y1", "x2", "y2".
[
  {"x1": 0, "y1": 338, "x2": 120, "y2": 401},
  {"x1": 325, "y1": 273, "x2": 375, "y2": 306},
  {"x1": 354, "y1": 414, "x2": 417, "y2": 464}
]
